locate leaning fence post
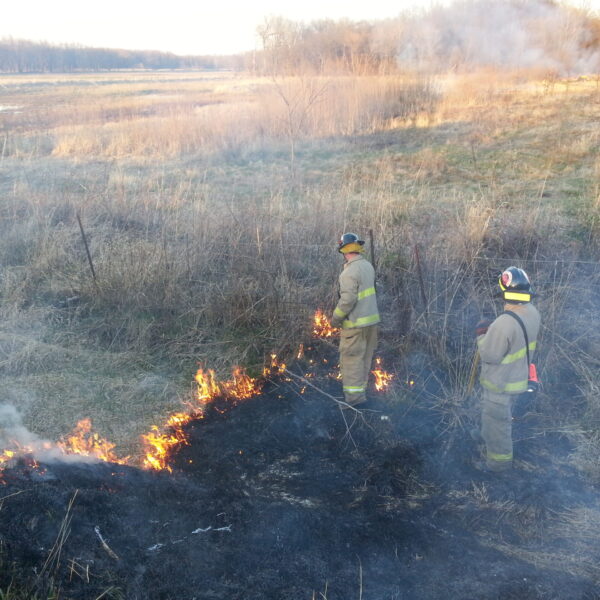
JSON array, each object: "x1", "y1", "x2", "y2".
[
  {"x1": 369, "y1": 228, "x2": 376, "y2": 268},
  {"x1": 414, "y1": 243, "x2": 429, "y2": 327},
  {"x1": 77, "y1": 211, "x2": 99, "y2": 292}
]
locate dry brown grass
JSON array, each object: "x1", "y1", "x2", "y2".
[
  {"x1": 1, "y1": 73, "x2": 436, "y2": 159},
  {"x1": 0, "y1": 69, "x2": 598, "y2": 465}
]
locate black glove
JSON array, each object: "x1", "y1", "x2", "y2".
[{"x1": 475, "y1": 319, "x2": 492, "y2": 336}]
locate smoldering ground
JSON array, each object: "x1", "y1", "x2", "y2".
[{"x1": 1, "y1": 343, "x2": 600, "y2": 600}]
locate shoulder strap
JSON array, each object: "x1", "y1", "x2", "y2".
[{"x1": 502, "y1": 311, "x2": 530, "y2": 366}]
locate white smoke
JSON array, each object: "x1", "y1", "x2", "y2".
[
  {"x1": 0, "y1": 403, "x2": 98, "y2": 465},
  {"x1": 395, "y1": 0, "x2": 600, "y2": 75},
  {"x1": 0, "y1": 403, "x2": 37, "y2": 449}
]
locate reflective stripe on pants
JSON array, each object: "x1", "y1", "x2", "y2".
[
  {"x1": 481, "y1": 390, "x2": 513, "y2": 470},
  {"x1": 339, "y1": 325, "x2": 378, "y2": 406}
]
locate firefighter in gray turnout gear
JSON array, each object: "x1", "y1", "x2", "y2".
[
  {"x1": 331, "y1": 233, "x2": 381, "y2": 407},
  {"x1": 474, "y1": 266, "x2": 541, "y2": 472}
]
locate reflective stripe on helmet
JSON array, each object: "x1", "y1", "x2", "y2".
[
  {"x1": 339, "y1": 242, "x2": 365, "y2": 254},
  {"x1": 503, "y1": 291, "x2": 531, "y2": 302}
]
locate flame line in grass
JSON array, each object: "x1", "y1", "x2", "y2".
[
  {"x1": 1, "y1": 365, "x2": 266, "y2": 480},
  {"x1": 0, "y1": 419, "x2": 127, "y2": 483},
  {"x1": 141, "y1": 366, "x2": 264, "y2": 472},
  {"x1": 2, "y1": 311, "x2": 394, "y2": 480}
]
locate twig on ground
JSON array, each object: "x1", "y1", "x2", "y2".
[
  {"x1": 94, "y1": 587, "x2": 117, "y2": 600},
  {"x1": 148, "y1": 523, "x2": 232, "y2": 552},
  {"x1": 41, "y1": 489, "x2": 78, "y2": 575},
  {"x1": 283, "y1": 368, "x2": 355, "y2": 411},
  {"x1": 284, "y1": 368, "x2": 366, "y2": 449},
  {"x1": 0, "y1": 489, "x2": 25, "y2": 504},
  {"x1": 192, "y1": 525, "x2": 232, "y2": 534},
  {"x1": 357, "y1": 556, "x2": 363, "y2": 600},
  {"x1": 94, "y1": 525, "x2": 120, "y2": 561},
  {"x1": 68, "y1": 558, "x2": 90, "y2": 583}
]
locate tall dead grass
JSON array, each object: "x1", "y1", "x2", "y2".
[
  {"x1": 2, "y1": 73, "x2": 437, "y2": 159},
  {"x1": 0, "y1": 72, "x2": 598, "y2": 463}
]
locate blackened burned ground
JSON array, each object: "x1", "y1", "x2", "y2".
[{"x1": 1, "y1": 352, "x2": 600, "y2": 599}]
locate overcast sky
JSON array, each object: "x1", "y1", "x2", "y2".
[{"x1": 2, "y1": 0, "x2": 599, "y2": 55}]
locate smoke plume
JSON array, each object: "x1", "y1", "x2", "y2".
[{"x1": 396, "y1": 0, "x2": 600, "y2": 75}]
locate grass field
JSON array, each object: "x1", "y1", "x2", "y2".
[{"x1": 0, "y1": 69, "x2": 598, "y2": 467}]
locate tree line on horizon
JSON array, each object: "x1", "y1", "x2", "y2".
[
  {"x1": 0, "y1": 38, "x2": 241, "y2": 73},
  {"x1": 1, "y1": 0, "x2": 599, "y2": 76}
]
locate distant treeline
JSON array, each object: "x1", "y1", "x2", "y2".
[
  {"x1": 0, "y1": 38, "x2": 243, "y2": 73},
  {"x1": 254, "y1": 0, "x2": 600, "y2": 76},
  {"x1": 2, "y1": 0, "x2": 600, "y2": 75}
]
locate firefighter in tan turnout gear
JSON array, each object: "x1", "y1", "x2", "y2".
[
  {"x1": 474, "y1": 266, "x2": 541, "y2": 472},
  {"x1": 331, "y1": 233, "x2": 381, "y2": 407}
]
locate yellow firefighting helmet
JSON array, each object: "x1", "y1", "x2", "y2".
[{"x1": 338, "y1": 232, "x2": 365, "y2": 254}]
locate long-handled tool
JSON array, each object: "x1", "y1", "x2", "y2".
[{"x1": 466, "y1": 350, "x2": 480, "y2": 398}]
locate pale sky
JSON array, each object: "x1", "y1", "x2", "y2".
[{"x1": 1, "y1": 0, "x2": 599, "y2": 56}]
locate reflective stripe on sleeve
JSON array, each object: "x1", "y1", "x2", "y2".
[{"x1": 333, "y1": 307, "x2": 346, "y2": 319}]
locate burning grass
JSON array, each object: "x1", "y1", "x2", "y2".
[
  {"x1": 1, "y1": 341, "x2": 600, "y2": 599},
  {"x1": 0, "y1": 364, "x2": 264, "y2": 478},
  {"x1": 140, "y1": 365, "x2": 263, "y2": 471},
  {"x1": 1, "y1": 312, "x2": 397, "y2": 481}
]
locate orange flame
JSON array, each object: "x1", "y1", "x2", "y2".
[
  {"x1": 372, "y1": 358, "x2": 394, "y2": 391},
  {"x1": 0, "y1": 446, "x2": 41, "y2": 482},
  {"x1": 221, "y1": 367, "x2": 261, "y2": 400},
  {"x1": 1, "y1": 419, "x2": 126, "y2": 482},
  {"x1": 0, "y1": 449, "x2": 17, "y2": 479},
  {"x1": 58, "y1": 418, "x2": 127, "y2": 464},
  {"x1": 141, "y1": 413, "x2": 191, "y2": 473},
  {"x1": 312, "y1": 309, "x2": 338, "y2": 338},
  {"x1": 141, "y1": 365, "x2": 262, "y2": 472},
  {"x1": 264, "y1": 354, "x2": 286, "y2": 377},
  {"x1": 195, "y1": 368, "x2": 220, "y2": 402}
]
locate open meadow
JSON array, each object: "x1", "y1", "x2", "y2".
[
  {"x1": 1, "y1": 68, "x2": 600, "y2": 598},
  {"x1": 1, "y1": 69, "x2": 598, "y2": 456}
]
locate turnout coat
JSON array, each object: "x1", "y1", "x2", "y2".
[{"x1": 477, "y1": 303, "x2": 541, "y2": 396}]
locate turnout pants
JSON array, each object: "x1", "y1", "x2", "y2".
[
  {"x1": 481, "y1": 390, "x2": 514, "y2": 471},
  {"x1": 339, "y1": 325, "x2": 378, "y2": 406}
]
